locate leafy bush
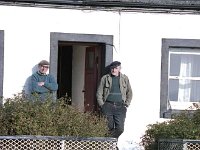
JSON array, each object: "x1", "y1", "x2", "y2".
[
  {"x1": 0, "y1": 93, "x2": 109, "y2": 137},
  {"x1": 140, "y1": 110, "x2": 200, "y2": 150}
]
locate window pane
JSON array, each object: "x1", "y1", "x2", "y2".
[
  {"x1": 169, "y1": 79, "x2": 178, "y2": 101},
  {"x1": 86, "y1": 51, "x2": 94, "y2": 69},
  {"x1": 190, "y1": 80, "x2": 200, "y2": 102},
  {"x1": 169, "y1": 54, "x2": 181, "y2": 76},
  {"x1": 170, "y1": 51, "x2": 200, "y2": 77},
  {"x1": 169, "y1": 79, "x2": 200, "y2": 102}
]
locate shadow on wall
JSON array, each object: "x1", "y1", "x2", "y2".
[
  {"x1": 103, "y1": 65, "x2": 111, "y2": 75},
  {"x1": 23, "y1": 64, "x2": 38, "y2": 96}
]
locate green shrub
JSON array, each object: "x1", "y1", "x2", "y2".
[
  {"x1": 0, "y1": 93, "x2": 109, "y2": 137},
  {"x1": 140, "y1": 110, "x2": 200, "y2": 150}
]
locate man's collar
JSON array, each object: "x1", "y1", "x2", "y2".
[{"x1": 37, "y1": 71, "x2": 47, "y2": 75}]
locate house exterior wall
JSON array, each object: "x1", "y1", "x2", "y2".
[{"x1": 1, "y1": 4, "x2": 200, "y2": 149}]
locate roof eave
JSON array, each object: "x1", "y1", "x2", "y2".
[{"x1": 1, "y1": 0, "x2": 200, "y2": 12}]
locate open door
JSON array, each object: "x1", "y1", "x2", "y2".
[{"x1": 84, "y1": 46, "x2": 101, "y2": 112}]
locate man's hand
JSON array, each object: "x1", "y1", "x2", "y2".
[
  {"x1": 38, "y1": 82, "x2": 45, "y2": 86},
  {"x1": 124, "y1": 104, "x2": 128, "y2": 108}
]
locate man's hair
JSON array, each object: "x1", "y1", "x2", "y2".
[
  {"x1": 110, "y1": 61, "x2": 121, "y2": 69},
  {"x1": 38, "y1": 60, "x2": 49, "y2": 66}
]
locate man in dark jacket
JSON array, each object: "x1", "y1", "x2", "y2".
[{"x1": 96, "y1": 61, "x2": 132, "y2": 138}]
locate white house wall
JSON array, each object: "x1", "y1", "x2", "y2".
[{"x1": 1, "y1": 5, "x2": 200, "y2": 149}]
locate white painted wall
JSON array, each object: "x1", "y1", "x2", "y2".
[{"x1": 1, "y1": 5, "x2": 200, "y2": 149}]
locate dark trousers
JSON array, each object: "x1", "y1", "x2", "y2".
[{"x1": 102, "y1": 101, "x2": 127, "y2": 138}]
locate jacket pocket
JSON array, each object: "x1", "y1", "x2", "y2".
[
  {"x1": 122, "y1": 80, "x2": 127, "y2": 89},
  {"x1": 105, "y1": 80, "x2": 110, "y2": 88},
  {"x1": 104, "y1": 80, "x2": 110, "y2": 95}
]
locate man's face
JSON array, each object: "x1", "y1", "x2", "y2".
[
  {"x1": 111, "y1": 66, "x2": 121, "y2": 76},
  {"x1": 39, "y1": 65, "x2": 49, "y2": 74}
]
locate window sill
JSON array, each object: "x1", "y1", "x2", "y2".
[{"x1": 163, "y1": 109, "x2": 196, "y2": 119}]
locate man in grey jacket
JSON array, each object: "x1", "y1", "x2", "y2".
[{"x1": 96, "y1": 61, "x2": 132, "y2": 138}]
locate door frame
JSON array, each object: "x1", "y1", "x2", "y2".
[{"x1": 50, "y1": 32, "x2": 113, "y2": 82}]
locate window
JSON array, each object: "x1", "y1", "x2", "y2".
[{"x1": 160, "y1": 39, "x2": 200, "y2": 118}]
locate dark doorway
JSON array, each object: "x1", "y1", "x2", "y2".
[
  {"x1": 57, "y1": 43, "x2": 72, "y2": 102},
  {"x1": 57, "y1": 43, "x2": 104, "y2": 112}
]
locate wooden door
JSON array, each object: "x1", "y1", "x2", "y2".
[{"x1": 84, "y1": 46, "x2": 101, "y2": 112}]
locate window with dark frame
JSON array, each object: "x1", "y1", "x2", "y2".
[{"x1": 160, "y1": 38, "x2": 200, "y2": 118}]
